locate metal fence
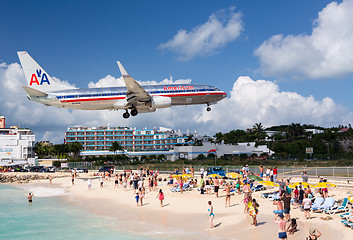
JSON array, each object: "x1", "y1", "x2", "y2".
[{"x1": 66, "y1": 162, "x2": 353, "y2": 178}]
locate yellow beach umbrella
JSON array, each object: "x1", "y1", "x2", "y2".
[
  {"x1": 348, "y1": 196, "x2": 353, "y2": 203},
  {"x1": 289, "y1": 182, "x2": 315, "y2": 188},
  {"x1": 208, "y1": 173, "x2": 221, "y2": 178},
  {"x1": 181, "y1": 174, "x2": 193, "y2": 179},
  {"x1": 226, "y1": 172, "x2": 242, "y2": 179},
  {"x1": 259, "y1": 181, "x2": 279, "y2": 187},
  {"x1": 315, "y1": 182, "x2": 337, "y2": 188}
]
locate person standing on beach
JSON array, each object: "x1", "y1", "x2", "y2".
[
  {"x1": 298, "y1": 186, "x2": 304, "y2": 207},
  {"x1": 114, "y1": 174, "x2": 119, "y2": 188},
  {"x1": 302, "y1": 193, "x2": 312, "y2": 219},
  {"x1": 225, "y1": 183, "x2": 231, "y2": 207},
  {"x1": 135, "y1": 193, "x2": 139, "y2": 207},
  {"x1": 273, "y1": 199, "x2": 284, "y2": 216},
  {"x1": 200, "y1": 175, "x2": 205, "y2": 194},
  {"x1": 208, "y1": 201, "x2": 215, "y2": 229},
  {"x1": 281, "y1": 193, "x2": 291, "y2": 221},
  {"x1": 88, "y1": 178, "x2": 92, "y2": 190},
  {"x1": 100, "y1": 175, "x2": 104, "y2": 188},
  {"x1": 274, "y1": 214, "x2": 287, "y2": 240},
  {"x1": 273, "y1": 167, "x2": 278, "y2": 183},
  {"x1": 156, "y1": 189, "x2": 164, "y2": 207},
  {"x1": 301, "y1": 171, "x2": 309, "y2": 183},
  {"x1": 27, "y1": 192, "x2": 34, "y2": 203},
  {"x1": 49, "y1": 175, "x2": 52, "y2": 185},
  {"x1": 214, "y1": 177, "x2": 220, "y2": 198},
  {"x1": 71, "y1": 174, "x2": 75, "y2": 186},
  {"x1": 258, "y1": 165, "x2": 264, "y2": 179}
]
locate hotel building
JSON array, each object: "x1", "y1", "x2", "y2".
[
  {"x1": 65, "y1": 126, "x2": 188, "y2": 151},
  {"x1": 0, "y1": 116, "x2": 35, "y2": 161}
]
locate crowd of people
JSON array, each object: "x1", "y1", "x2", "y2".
[{"x1": 46, "y1": 165, "x2": 340, "y2": 238}]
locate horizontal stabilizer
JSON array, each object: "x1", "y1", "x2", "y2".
[{"x1": 22, "y1": 86, "x2": 48, "y2": 97}]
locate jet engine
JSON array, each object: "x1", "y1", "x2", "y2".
[{"x1": 149, "y1": 96, "x2": 172, "y2": 109}]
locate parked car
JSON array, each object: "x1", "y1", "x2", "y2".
[
  {"x1": 99, "y1": 166, "x2": 114, "y2": 173},
  {"x1": 47, "y1": 167, "x2": 56, "y2": 172},
  {"x1": 30, "y1": 166, "x2": 48, "y2": 172},
  {"x1": 206, "y1": 167, "x2": 226, "y2": 177}
]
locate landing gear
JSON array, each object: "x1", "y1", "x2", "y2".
[
  {"x1": 123, "y1": 110, "x2": 130, "y2": 119},
  {"x1": 131, "y1": 108, "x2": 138, "y2": 116},
  {"x1": 206, "y1": 103, "x2": 211, "y2": 112}
]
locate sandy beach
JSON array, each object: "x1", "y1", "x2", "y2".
[{"x1": 9, "y1": 172, "x2": 353, "y2": 240}]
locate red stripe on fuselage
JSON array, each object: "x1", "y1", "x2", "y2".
[{"x1": 60, "y1": 92, "x2": 226, "y2": 103}]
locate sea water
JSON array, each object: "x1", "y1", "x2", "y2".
[{"x1": 0, "y1": 184, "x2": 158, "y2": 240}]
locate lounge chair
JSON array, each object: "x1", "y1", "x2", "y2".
[
  {"x1": 340, "y1": 209, "x2": 352, "y2": 219},
  {"x1": 312, "y1": 197, "x2": 335, "y2": 212},
  {"x1": 260, "y1": 191, "x2": 279, "y2": 199},
  {"x1": 311, "y1": 197, "x2": 324, "y2": 211},
  {"x1": 341, "y1": 219, "x2": 353, "y2": 228},
  {"x1": 170, "y1": 182, "x2": 191, "y2": 192},
  {"x1": 251, "y1": 184, "x2": 264, "y2": 192},
  {"x1": 324, "y1": 198, "x2": 349, "y2": 215}
]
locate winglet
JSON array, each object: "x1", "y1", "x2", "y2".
[{"x1": 117, "y1": 61, "x2": 129, "y2": 77}]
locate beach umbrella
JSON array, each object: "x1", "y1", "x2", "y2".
[
  {"x1": 315, "y1": 182, "x2": 337, "y2": 188},
  {"x1": 288, "y1": 182, "x2": 315, "y2": 188},
  {"x1": 181, "y1": 174, "x2": 193, "y2": 179},
  {"x1": 248, "y1": 175, "x2": 263, "y2": 181},
  {"x1": 226, "y1": 172, "x2": 242, "y2": 179},
  {"x1": 259, "y1": 181, "x2": 279, "y2": 187},
  {"x1": 208, "y1": 173, "x2": 221, "y2": 178},
  {"x1": 348, "y1": 197, "x2": 353, "y2": 203}
]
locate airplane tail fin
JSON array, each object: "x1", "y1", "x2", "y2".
[{"x1": 17, "y1": 51, "x2": 74, "y2": 92}]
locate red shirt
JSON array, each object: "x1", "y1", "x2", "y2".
[
  {"x1": 273, "y1": 168, "x2": 277, "y2": 175},
  {"x1": 294, "y1": 189, "x2": 299, "y2": 197}
]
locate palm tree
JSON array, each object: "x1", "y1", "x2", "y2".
[
  {"x1": 110, "y1": 141, "x2": 123, "y2": 155},
  {"x1": 253, "y1": 123, "x2": 264, "y2": 134}
]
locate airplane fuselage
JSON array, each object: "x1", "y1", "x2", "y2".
[{"x1": 32, "y1": 84, "x2": 227, "y2": 111}]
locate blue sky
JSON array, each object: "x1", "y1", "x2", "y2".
[{"x1": 1, "y1": 0, "x2": 353, "y2": 143}]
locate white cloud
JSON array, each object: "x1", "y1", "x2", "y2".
[
  {"x1": 159, "y1": 7, "x2": 243, "y2": 61},
  {"x1": 88, "y1": 75, "x2": 191, "y2": 88},
  {"x1": 195, "y1": 76, "x2": 353, "y2": 130},
  {"x1": 1, "y1": 62, "x2": 353, "y2": 144},
  {"x1": 255, "y1": 0, "x2": 353, "y2": 79}
]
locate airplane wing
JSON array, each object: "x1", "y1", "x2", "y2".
[{"x1": 117, "y1": 61, "x2": 151, "y2": 107}]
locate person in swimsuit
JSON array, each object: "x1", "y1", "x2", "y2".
[
  {"x1": 225, "y1": 183, "x2": 231, "y2": 207},
  {"x1": 138, "y1": 188, "x2": 144, "y2": 206},
  {"x1": 49, "y1": 175, "x2": 52, "y2": 185},
  {"x1": 88, "y1": 178, "x2": 92, "y2": 190},
  {"x1": 241, "y1": 195, "x2": 249, "y2": 214},
  {"x1": 208, "y1": 201, "x2": 215, "y2": 229},
  {"x1": 306, "y1": 228, "x2": 322, "y2": 239},
  {"x1": 156, "y1": 189, "x2": 164, "y2": 207},
  {"x1": 71, "y1": 174, "x2": 75, "y2": 186},
  {"x1": 27, "y1": 192, "x2": 34, "y2": 203},
  {"x1": 286, "y1": 218, "x2": 297, "y2": 235},
  {"x1": 214, "y1": 177, "x2": 220, "y2": 197},
  {"x1": 135, "y1": 193, "x2": 139, "y2": 207},
  {"x1": 114, "y1": 174, "x2": 119, "y2": 188},
  {"x1": 274, "y1": 214, "x2": 287, "y2": 240},
  {"x1": 249, "y1": 198, "x2": 259, "y2": 226}
]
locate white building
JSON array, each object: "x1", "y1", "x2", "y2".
[{"x1": 0, "y1": 127, "x2": 35, "y2": 162}]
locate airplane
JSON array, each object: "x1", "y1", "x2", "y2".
[{"x1": 17, "y1": 51, "x2": 227, "y2": 119}]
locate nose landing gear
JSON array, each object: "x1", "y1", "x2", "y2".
[{"x1": 206, "y1": 103, "x2": 211, "y2": 112}]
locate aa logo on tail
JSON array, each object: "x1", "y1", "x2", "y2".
[{"x1": 29, "y1": 69, "x2": 50, "y2": 86}]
